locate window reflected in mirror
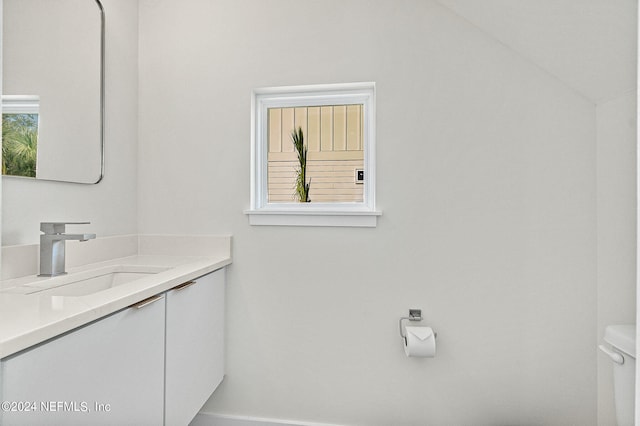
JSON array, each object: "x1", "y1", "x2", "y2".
[
  {"x1": 2, "y1": 113, "x2": 39, "y2": 178},
  {"x1": 2, "y1": 95, "x2": 40, "y2": 178},
  {"x1": 267, "y1": 105, "x2": 364, "y2": 203}
]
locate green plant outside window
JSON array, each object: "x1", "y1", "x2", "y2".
[{"x1": 2, "y1": 113, "x2": 38, "y2": 178}]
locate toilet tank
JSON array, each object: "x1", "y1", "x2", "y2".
[{"x1": 604, "y1": 325, "x2": 636, "y2": 426}]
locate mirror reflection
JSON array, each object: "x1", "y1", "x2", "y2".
[{"x1": 2, "y1": 0, "x2": 104, "y2": 184}]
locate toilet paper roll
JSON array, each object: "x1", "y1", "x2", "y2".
[{"x1": 404, "y1": 326, "x2": 436, "y2": 357}]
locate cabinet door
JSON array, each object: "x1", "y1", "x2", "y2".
[
  {"x1": 1, "y1": 295, "x2": 165, "y2": 426},
  {"x1": 165, "y1": 268, "x2": 225, "y2": 426}
]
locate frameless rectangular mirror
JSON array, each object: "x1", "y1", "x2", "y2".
[{"x1": 2, "y1": 0, "x2": 104, "y2": 184}]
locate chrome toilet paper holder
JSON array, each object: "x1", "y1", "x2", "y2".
[{"x1": 399, "y1": 309, "x2": 437, "y2": 341}]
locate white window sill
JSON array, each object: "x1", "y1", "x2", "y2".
[{"x1": 244, "y1": 209, "x2": 382, "y2": 227}]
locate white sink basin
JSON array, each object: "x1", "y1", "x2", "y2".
[
  {"x1": 34, "y1": 271, "x2": 161, "y2": 297},
  {"x1": 2, "y1": 265, "x2": 170, "y2": 297}
]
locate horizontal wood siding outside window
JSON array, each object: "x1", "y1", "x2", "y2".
[{"x1": 267, "y1": 105, "x2": 364, "y2": 203}]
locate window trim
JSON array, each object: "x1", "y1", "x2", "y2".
[
  {"x1": 2, "y1": 95, "x2": 40, "y2": 115},
  {"x1": 246, "y1": 82, "x2": 381, "y2": 227}
]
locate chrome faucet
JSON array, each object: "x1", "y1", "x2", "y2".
[{"x1": 39, "y1": 222, "x2": 96, "y2": 277}]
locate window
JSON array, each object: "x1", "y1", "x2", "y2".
[
  {"x1": 246, "y1": 83, "x2": 380, "y2": 227},
  {"x1": 2, "y1": 95, "x2": 40, "y2": 178}
]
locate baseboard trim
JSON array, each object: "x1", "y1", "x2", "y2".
[{"x1": 191, "y1": 412, "x2": 347, "y2": 426}]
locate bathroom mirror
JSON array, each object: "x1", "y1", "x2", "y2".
[{"x1": 2, "y1": 0, "x2": 104, "y2": 184}]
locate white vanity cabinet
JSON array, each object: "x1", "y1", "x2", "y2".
[
  {"x1": 0, "y1": 294, "x2": 166, "y2": 426},
  {"x1": 0, "y1": 268, "x2": 226, "y2": 426},
  {"x1": 165, "y1": 268, "x2": 225, "y2": 426}
]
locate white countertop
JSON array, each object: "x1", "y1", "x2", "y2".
[{"x1": 0, "y1": 253, "x2": 231, "y2": 359}]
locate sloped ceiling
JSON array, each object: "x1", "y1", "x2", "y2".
[{"x1": 436, "y1": 0, "x2": 637, "y2": 103}]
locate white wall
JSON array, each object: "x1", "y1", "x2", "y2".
[
  {"x1": 138, "y1": 1, "x2": 598, "y2": 424},
  {"x1": 596, "y1": 91, "x2": 638, "y2": 425},
  {"x1": 1, "y1": 0, "x2": 138, "y2": 246}
]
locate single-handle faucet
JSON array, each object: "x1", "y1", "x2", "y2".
[{"x1": 39, "y1": 222, "x2": 96, "y2": 277}]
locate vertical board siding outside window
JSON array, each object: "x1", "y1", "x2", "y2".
[{"x1": 267, "y1": 105, "x2": 364, "y2": 203}]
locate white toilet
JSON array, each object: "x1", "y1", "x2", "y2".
[{"x1": 600, "y1": 324, "x2": 636, "y2": 426}]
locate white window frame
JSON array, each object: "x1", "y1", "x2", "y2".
[
  {"x1": 246, "y1": 82, "x2": 381, "y2": 227},
  {"x1": 2, "y1": 95, "x2": 40, "y2": 115}
]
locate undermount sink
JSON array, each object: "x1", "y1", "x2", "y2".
[
  {"x1": 35, "y1": 270, "x2": 164, "y2": 297},
  {"x1": 3, "y1": 265, "x2": 170, "y2": 297}
]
